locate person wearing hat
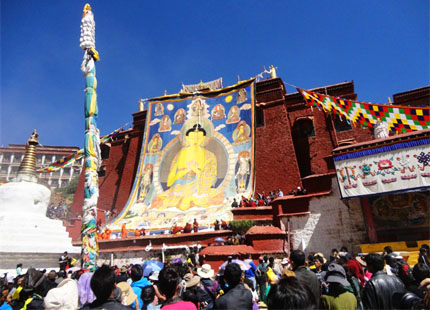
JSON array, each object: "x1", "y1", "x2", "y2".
[
  {"x1": 44, "y1": 278, "x2": 79, "y2": 310},
  {"x1": 320, "y1": 263, "x2": 357, "y2": 310},
  {"x1": 149, "y1": 271, "x2": 166, "y2": 304},
  {"x1": 197, "y1": 264, "x2": 218, "y2": 304},
  {"x1": 116, "y1": 266, "x2": 129, "y2": 283},
  {"x1": 117, "y1": 282, "x2": 138, "y2": 309},
  {"x1": 184, "y1": 273, "x2": 216, "y2": 310}
]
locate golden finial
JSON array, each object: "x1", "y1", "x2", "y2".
[
  {"x1": 82, "y1": 3, "x2": 92, "y2": 17},
  {"x1": 269, "y1": 65, "x2": 278, "y2": 79},
  {"x1": 17, "y1": 130, "x2": 40, "y2": 182}
]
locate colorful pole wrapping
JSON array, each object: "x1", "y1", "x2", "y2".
[{"x1": 80, "y1": 3, "x2": 100, "y2": 271}]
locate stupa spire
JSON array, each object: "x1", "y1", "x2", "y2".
[{"x1": 16, "y1": 130, "x2": 39, "y2": 182}]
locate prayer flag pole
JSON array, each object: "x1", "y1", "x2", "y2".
[{"x1": 80, "y1": 3, "x2": 100, "y2": 271}]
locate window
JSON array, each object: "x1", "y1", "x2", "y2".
[
  {"x1": 101, "y1": 145, "x2": 110, "y2": 160},
  {"x1": 334, "y1": 116, "x2": 352, "y2": 132},
  {"x1": 256, "y1": 107, "x2": 265, "y2": 127},
  {"x1": 296, "y1": 118, "x2": 315, "y2": 138}
]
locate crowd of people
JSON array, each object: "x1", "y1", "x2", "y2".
[
  {"x1": 46, "y1": 202, "x2": 71, "y2": 220},
  {"x1": 1, "y1": 244, "x2": 430, "y2": 310},
  {"x1": 232, "y1": 187, "x2": 308, "y2": 208}
]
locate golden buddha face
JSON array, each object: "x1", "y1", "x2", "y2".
[{"x1": 186, "y1": 130, "x2": 205, "y2": 146}]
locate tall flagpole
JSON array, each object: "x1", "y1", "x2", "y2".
[{"x1": 80, "y1": 3, "x2": 100, "y2": 271}]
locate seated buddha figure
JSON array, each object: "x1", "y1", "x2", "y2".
[{"x1": 152, "y1": 118, "x2": 224, "y2": 211}]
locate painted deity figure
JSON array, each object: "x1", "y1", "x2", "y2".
[
  {"x1": 152, "y1": 118, "x2": 224, "y2": 211},
  {"x1": 226, "y1": 105, "x2": 240, "y2": 124},
  {"x1": 138, "y1": 164, "x2": 153, "y2": 202},
  {"x1": 237, "y1": 88, "x2": 247, "y2": 104},
  {"x1": 174, "y1": 108, "x2": 186, "y2": 124},
  {"x1": 211, "y1": 104, "x2": 226, "y2": 120},
  {"x1": 155, "y1": 103, "x2": 164, "y2": 116},
  {"x1": 236, "y1": 151, "x2": 250, "y2": 193},
  {"x1": 148, "y1": 134, "x2": 162, "y2": 154},
  {"x1": 159, "y1": 115, "x2": 172, "y2": 132},
  {"x1": 233, "y1": 121, "x2": 251, "y2": 145}
]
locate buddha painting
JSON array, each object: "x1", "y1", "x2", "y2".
[
  {"x1": 232, "y1": 120, "x2": 251, "y2": 145},
  {"x1": 154, "y1": 102, "x2": 164, "y2": 116},
  {"x1": 211, "y1": 104, "x2": 226, "y2": 120},
  {"x1": 148, "y1": 134, "x2": 162, "y2": 154},
  {"x1": 174, "y1": 108, "x2": 185, "y2": 124},
  {"x1": 159, "y1": 115, "x2": 172, "y2": 132},
  {"x1": 226, "y1": 105, "x2": 240, "y2": 124},
  {"x1": 151, "y1": 117, "x2": 224, "y2": 211}
]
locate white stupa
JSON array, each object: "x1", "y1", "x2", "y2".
[{"x1": 0, "y1": 131, "x2": 79, "y2": 270}]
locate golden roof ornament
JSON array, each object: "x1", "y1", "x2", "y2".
[{"x1": 16, "y1": 130, "x2": 40, "y2": 182}]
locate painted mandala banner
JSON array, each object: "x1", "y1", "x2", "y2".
[
  {"x1": 111, "y1": 79, "x2": 255, "y2": 231},
  {"x1": 333, "y1": 138, "x2": 430, "y2": 198}
]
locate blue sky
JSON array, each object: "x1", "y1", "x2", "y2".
[{"x1": 1, "y1": 0, "x2": 429, "y2": 147}]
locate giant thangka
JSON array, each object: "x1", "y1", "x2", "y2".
[
  {"x1": 110, "y1": 79, "x2": 255, "y2": 231},
  {"x1": 333, "y1": 136, "x2": 430, "y2": 199}
]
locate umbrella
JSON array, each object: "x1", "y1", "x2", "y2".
[
  {"x1": 219, "y1": 259, "x2": 251, "y2": 271},
  {"x1": 171, "y1": 257, "x2": 185, "y2": 264},
  {"x1": 142, "y1": 260, "x2": 163, "y2": 277},
  {"x1": 214, "y1": 237, "x2": 225, "y2": 242}
]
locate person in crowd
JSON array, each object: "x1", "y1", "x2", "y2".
[
  {"x1": 214, "y1": 263, "x2": 253, "y2": 310},
  {"x1": 244, "y1": 254, "x2": 257, "y2": 293},
  {"x1": 320, "y1": 263, "x2": 357, "y2": 310},
  {"x1": 418, "y1": 246, "x2": 430, "y2": 266},
  {"x1": 329, "y1": 249, "x2": 339, "y2": 262},
  {"x1": 242, "y1": 278, "x2": 259, "y2": 310},
  {"x1": 59, "y1": 251, "x2": 69, "y2": 271},
  {"x1": 407, "y1": 263, "x2": 430, "y2": 298},
  {"x1": 116, "y1": 266, "x2": 129, "y2": 284},
  {"x1": 78, "y1": 272, "x2": 96, "y2": 307},
  {"x1": 313, "y1": 255, "x2": 328, "y2": 294},
  {"x1": 15, "y1": 264, "x2": 22, "y2": 277},
  {"x1": 337, "y1": 252, "x2": 366, "y2": 288},
  {"x1": 213, "y1": 220, "x2": 220, "y2": 231},
  {"x1": 157, "y1": 267, "x2": 196, "y2": 310},
  {"x1": 182, "y1": 273, "x2": 213, "y2": 310},
  {"x1": 44, "y1": 278, "x2": 79, "y2": 310},
  {"x1": 256, "y1": 256, "x2": 268, "y2": 302},
  {"x1": 81, "y1": 264, "x2": 129, "y2": 309},
  {"x1": 342, "y1": 265, "x2": 363, "y2": 310},
  {"x1": 266, "y1": 276, "x2": 316, "y2": 310},
  {"x1": 130, "y1": 264, "x2": 151, "y2": 310},
  {"x1": 268, "y1": 257, "x2": 282, "y2": 279},
  {"x1": 196, "y1": 264, "x2": 218, "y2": 307},
  {"x1": 149, "y1": 271, "x2": 165, "y2": 304},
  {"x1": 117, "y1": 282, "x2": 138, "y2": 309},
  {"x1": 141, "y1": 285, "x2": 161, "y2": 310},
  {"x1": 277, "y1": 188, "x2": 284, "y2": 197},
  {"x1": 192, "y1": 219, "x2": 199, "y2": 233},
  {"x1": 289, "y1": 250, "x2": 320, "y2": 308},
  {"x1": 383, "y1": 245, "x2": 393, "y2": 256},
  {"x1": 361, "y1": 253, "x2": 406, "y2": 310}
]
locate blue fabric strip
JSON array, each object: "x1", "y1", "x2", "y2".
[{"x1": 333, "y1": 137, "x2": 430, "y2": 161}]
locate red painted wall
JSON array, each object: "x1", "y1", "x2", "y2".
[{"x1": 71, "y1": 111, "x2": 146, "y2": 217}]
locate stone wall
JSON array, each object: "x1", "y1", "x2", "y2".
[{"x1": 283, "y1": 178, "x2": 367, "y2": 257}]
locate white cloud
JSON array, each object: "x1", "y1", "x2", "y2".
[
  {"x1": 171, "y1": 130, "x2": 180, "y2": 135},
  {"x1": 150, "y1": 118, "x2": 161, "y2": 126},
  {"x1": 240, "y1": 104, "x2": 251, "y2": 110},
  {"x1": 215, "y1": 124, "x2": 226, "y2": 131}
]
